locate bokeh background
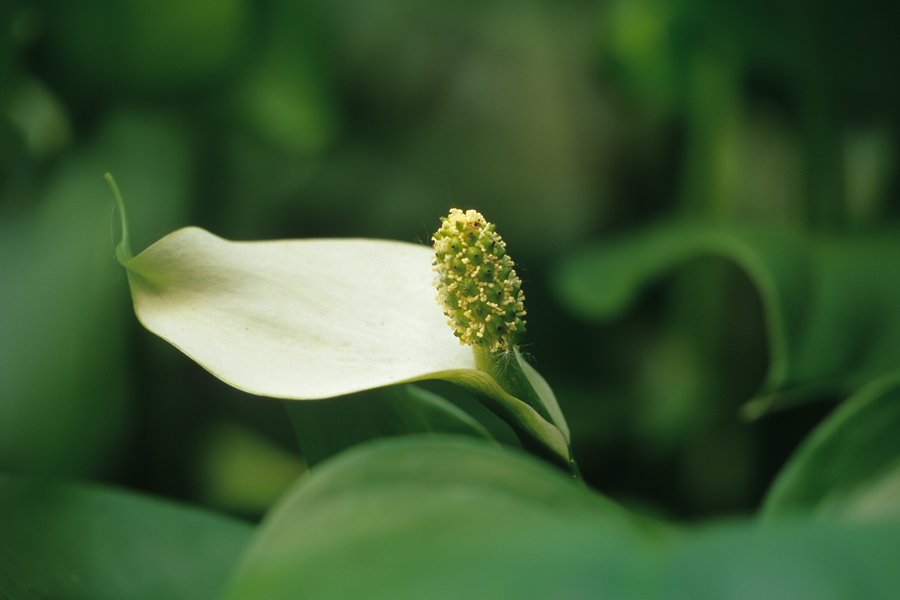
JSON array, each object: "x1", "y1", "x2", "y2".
[{"x1": 3, "y1": 0, "x2": 899, "y2": 521}]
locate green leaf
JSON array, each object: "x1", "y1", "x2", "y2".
[
  {"x1": 439, "y1": 367, "x2": 574, "y2": 467},
  {"x1": 519, "y1": 350, "x2": 571, "y2": 442},
  {"x1": 761, "y1": 371, "x2": 900, "y2": 520},
  {"x1": 197, "y1": 422, "x2": 307, "y2": 516},
  {"x1": 221, "y1": 436, "x2": 662, "y2": 600},
  {"x1": 657, "y1": 518, "x2": 900, "y2": 600},
  {"x1": 49, "y1": 0, "x2": 248, "y2": 91},
  {"x1": 220, "y1": 435, "x2": 900, "y2": 599},
  {"x1": 232, "y1": 0, "x2": 336, "y2": 153},
  {"x1": 0, "y1": 473, "x2": 252, "y2": 600},
  {"x1": 0, "y1": 111, "x2": 190, "y2": 475},
  {"x1": 286, "y1": 384, "x2": 497, "y2": 468},
  {"x1": 554, "y1": 221, "x2": 900, "y2": 413}
]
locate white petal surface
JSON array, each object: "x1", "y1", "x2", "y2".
[{"x1": 124, "y1": 227, "x2": 476, "y2": 399}]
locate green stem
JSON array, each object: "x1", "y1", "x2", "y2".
[
  {"x1": 472, "y1": 346, "x2": 581, "y2": 481},
  {"x1": 473, "y1": 348, "x2": 552, "y2": 424}
]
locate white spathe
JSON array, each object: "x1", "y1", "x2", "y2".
[{"x1": 123, "y1": 227, "x2": 477, "y2": 399}]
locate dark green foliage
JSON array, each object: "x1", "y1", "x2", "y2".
[
  {"x1": 0, "y1": 474, "x2": 252, "y2": 600},
  {"x1": 285, "y1": 384, "x2": 496, "y2": 468},
  {"x1": 763, "y1": 371, "x2": 900, "y2": 519},
  {"x1": 3, "y1": 0, "x2": 900, "y2": 596},
  {"x1": 555, "y1": 223, "x2": 900, "y2": 414}
]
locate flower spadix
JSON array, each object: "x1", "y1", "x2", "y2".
[{"x1": 432, "y1": 209, "x2": 526, "y2": 353}]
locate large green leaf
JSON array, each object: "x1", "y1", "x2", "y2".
[
  {"x1": 761, "y1": 371, "x2": 900, "y2": 520},
  {"x1": 221, "y1": 435, "x2": 900, "y2": 599},
  {"x1": 0, "y1": 473, "x2": 252, "y2": 600},
  {"x1": 221, "y1": 436, "x2": 662, "y2": 600},
  {"x1": 656, "y1": 517, "x2": 900, "y2": 600},
  {"x1": 554, "y1": 221, "x2": 900, "y2": 413},
  {"x1": 0, "y1": 111, "x2": 190, "y2": 475},
  {"x1": 286, "y1": 384, "x2": 497, "y2": 467}
]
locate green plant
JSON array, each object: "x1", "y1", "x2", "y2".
[{"x1": 7, "y1": 176, "x2": 899, "y2": 598}]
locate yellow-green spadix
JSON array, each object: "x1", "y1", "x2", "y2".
[{"x1": 432, "y1": 208, "x2": 526, "y2": 353}]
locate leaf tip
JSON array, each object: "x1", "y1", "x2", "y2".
[{"x1": 105, "y1": 172, "x2": 133, "y2": 263}]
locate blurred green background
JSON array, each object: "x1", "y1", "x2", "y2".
[{"x1": 2, "y1": 0, "x2": 899, "y2": 521}]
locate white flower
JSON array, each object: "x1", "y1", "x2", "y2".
[
  {"x1": 112, "y1": 178, "x2": 571, "y2": 465},
  {"x1": 124, "y1": 226, "x2": 479, "y2": 399}
]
